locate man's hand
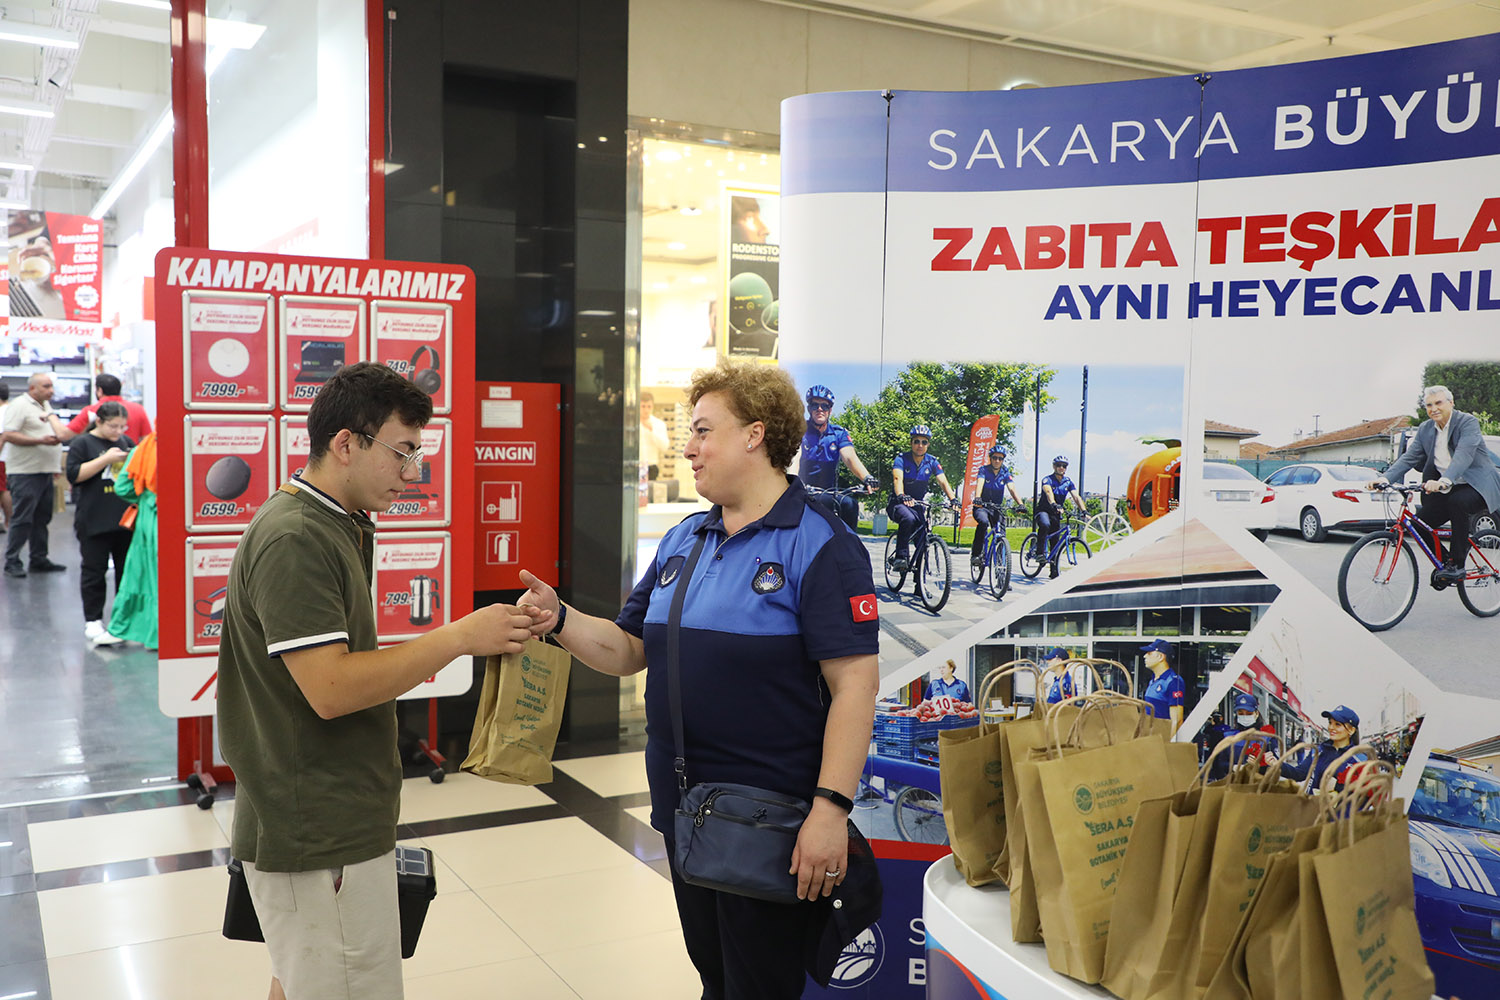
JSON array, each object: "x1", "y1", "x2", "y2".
[
  {"x1": 517, "y1": 569, "x2": 560, "y2": 637},
  {"x1": 1367, "y1": 478, "x2": 1389, "y2": 490},
  {"x1": 40, "y1": 434, "x2": 58, "y2": 446},
  {"x1": 451, "y1": 602, "x2": 546, "y2": 656},
  {"x1": 1423, "y1": 480, "x2": 1443, "y2": 494}
]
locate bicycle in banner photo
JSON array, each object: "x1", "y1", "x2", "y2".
[
  {"x1": 968, "y1": 499, "x2": 1019, "y2": 601},
  {"x1": 883, "y1": 496, "x2": 959, "y2": 613},
  {"x1": 1337, "y1": 483, "x2": 1500, "y2": 631},
  {"x1": 1018, "y1": 513, "x2": 1092, "y2": 580}
]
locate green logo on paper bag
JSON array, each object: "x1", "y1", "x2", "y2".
[
  {"x1": 984, "y1": 761, "x2": 1002, "y2": 777},
  {"x1": 521, "y1": 655, "x2": 532, "y2": 673},
  {"x1": 1074, "y1": 785, "x2": 1094, "y2": 814},
  {"x1": 1247, "y1": 825, "x2": 1263, "y2": 854},
  {"x1": 1356, "y1": 905, "x2": 1366, "y2": 936}
]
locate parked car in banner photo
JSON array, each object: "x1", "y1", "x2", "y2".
[
  {"x1": 1261, "y1": 463, "x2": 1385, "y2": 542},
  {"x1": 1199, "y1": 462, "x2": 1276, "y2": 540},
  {"x1": 1409, "y1": 753, "x2": 1500, "y2": 999}
]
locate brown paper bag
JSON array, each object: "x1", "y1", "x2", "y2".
[
  {"x1": 939, "y1": 661, "x2": 1037, "y2": 887},
  {"x1": 461, "y1": 640, "x2": 572, "y2": 784},
  {"x1": 1026, "y1": 698, "x2": 1183, "y2": 983}
]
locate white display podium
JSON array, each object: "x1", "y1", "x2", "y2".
[{"x1": 922, "y1": 860, "x2": 1113, "y2": 999}]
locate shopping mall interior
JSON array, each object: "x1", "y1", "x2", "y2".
[{"x1": 1, "y1": 1, "x2": 1497, "y2": 998}]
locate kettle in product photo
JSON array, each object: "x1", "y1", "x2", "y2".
[{"x1": 408, "y1": 575, "x2": 441, "y2": 626}]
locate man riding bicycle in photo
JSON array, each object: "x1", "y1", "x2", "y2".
[
  {"x1": 1035, "y1": 455, "x2": 1085, "y2": 579},
  {"x1": 970, "y1": 444, "x2": 1024, "y2": 572},
  {"x1": 888, "y1": 424, "x2": 956, "y2": 573},
  {"x1": 1368, "y1": 385, "x2": 1500, "y2": 589},
  {"x1": 797, "y1": 384, "x2": 879, "y2": 531}
]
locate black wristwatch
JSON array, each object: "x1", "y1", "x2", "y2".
[
  {"x1": 813, "y1": 786, "x2": 854, "y2": 813},
  {"x1": 549, "y1": 602, "x2": 568, "y2": 637}
]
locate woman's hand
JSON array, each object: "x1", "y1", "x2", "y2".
[
  {"x1": 789, "y1": 799, "x2": 849, "y2": 900},
  {"x1": 517, "y1": 569, "x2": 559, "y2": 637}
]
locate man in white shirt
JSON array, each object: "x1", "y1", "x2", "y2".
[
  {"x1": 2, "y1": 372, "x2": 68, "y2": 577},
  {"x1": 639, "y1": 391, "x2": 670, "y2": 480}
]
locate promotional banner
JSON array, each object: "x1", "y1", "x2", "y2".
[
  {"x1": 280, "y1": 415, "x2": 310, "y2": 482},
  {"x1": 372, "y1": 300, "x2": 452, "y2": 414},
  {"x1": 183, "y1": 415, "x2": 276, "y2": 531},
  {"x1": 780, "y1": 32, "x2": 1500, "y2": 1000},
  {"x1": 722, "y1": 184, "x2": 780, "y2": 361},
  {"x1": 5, "y1": 209, "x2": 103, "y2": 338},
  {"x1": 374, "y1": 532, "x2": 450, "y2": 642},
  {"x1": 278, "y1": 295, "x2": 365, "y2": 409},
  {"x1": 186, "y1": 536, "x2": 240, "y2": 654},
  {"x1": 183, "y1": 291, "x2": 276, "y2": 410},
  {"x1": 959, "y1": 415, "x2": 1002, "y2": 529}
]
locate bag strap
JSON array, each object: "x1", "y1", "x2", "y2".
[{"x1": 668, "y1": 525, "x2": 713, "y2": 792}]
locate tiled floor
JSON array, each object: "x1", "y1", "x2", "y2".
[{"x1": 0, "y1": 535, "x2": 699, "y2": 998}]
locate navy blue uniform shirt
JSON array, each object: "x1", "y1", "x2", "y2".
[
  {"x1": 1143, "y1": 667, "x2": 1185, "y2": 721},
  {"x1": 617, "y1": 477, "x2": 879, "y2": 834},
  {"x1": 977, "y1": 464, "x2": 1014, "y2": 504},
  {"x1": 894, "y1": 452, "x2": 944, "y2": 501},
  {"x1": 1041, "y1": 472, "x2": 1076, "y2": 508},
  {"x1": 799, "y1": 423, "x2": 854, "y2": 489}
]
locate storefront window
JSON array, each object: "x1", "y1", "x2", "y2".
[
  {"x1": 1200, "y1": 605, "x2": 1254, "y2": 636},
  {"x1": 1091, "y1": 609, "x2": 1138, "y2": 636},
  {"x1": 1046, "y1": 612, "x2": 1087, "y2": 637},
  {"x1": 207, "y1": 0, "x2": 368, "y2": 256},
  {"x1": 1009, "y1": 615, "x2": 1044, "y2": 637},
  {"x1": 1142, "y1": 608, "x2": 1187, "y2": 636}
]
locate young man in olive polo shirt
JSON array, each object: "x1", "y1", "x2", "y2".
[{"x1": 217, "y1": 362, "x2": 543, "y2": 1000}]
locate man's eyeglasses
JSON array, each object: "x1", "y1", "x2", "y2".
[
  {"x1": 359, "y1": 432, "x2": 424, "y2": 473},
  {"x1": 808, "y1": 401, "x2": 832, "y2": 412}
]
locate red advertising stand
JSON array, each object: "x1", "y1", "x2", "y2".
[
  {"x1": 154, "y1": 248, "x2": 476, "y2": 797},
  {"x1": 472, "y1": 382, "x2": 562, "y2": 592}
]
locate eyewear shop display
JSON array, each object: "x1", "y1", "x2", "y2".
[{"x1": 932, "y1": 661, "x2": 1434, "y2": 1000}]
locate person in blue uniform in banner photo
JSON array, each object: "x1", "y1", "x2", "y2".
[
  {"x1": 796, "y1": 385, "x2": 878, "y2": 532},
  {"x1": 1140, "y1": 638, "x2": 1185, "y2": 734},
  {"x1": 887, "y1": 424, "x2": 957, "y2": 573},
  {"x1": 1033, "y1": 455, "x2": 1085, "y2": 579},
  {"x1": 1280, "y1": 705, "x2": 1371, "y2": 793},
  {"x1": 1208, "y1": 692, "x2": 1282, "y2": 780},
  {"x1": 923, "y1": 658, "x2": 971, "y2": 704},
  {"x1": 516, "y1": 360, "x2": 880, "y2": 1000},
  {"x1": 969, "y1": 444, "x2": 1024, "y2": 571},
  {"x1": 1041, "y1": 646, "x2": 1076, "y2": 704}
]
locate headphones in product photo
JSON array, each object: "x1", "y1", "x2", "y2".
[{"x1": 408, "y1": 345, "x2": 442, "y2": 396}]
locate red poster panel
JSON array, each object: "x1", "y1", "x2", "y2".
[
  {"x1": 374, "y1": 418, "x2": 451, "y2": 528},
  {"x1": 374, "y1": 532, "x2": 450, "y2": 641},
  {"x1": 279, "y1": 296, "x2": 366, "y2": 410},
  {"x1": 280, "y1": 415, "x2": 310, "y2": 482},
  {"x1": 371, "y1": 300, "x2": 452, "y2": 414},
  {"x1": 4, "y1": 209, "x2": 104, "y2": 338},
  {"x1": 473, "y1": 382, "x2": 561, "y2": 590},
  {"x1": 183, "y1": 291, "x2": 275, "y2": 410},
  {"x1": 184, "y1": 415, "x2": 275, "y2": 530},
  {"x1": 186, "y1": 535, "x2": 240, "y2": 654}
]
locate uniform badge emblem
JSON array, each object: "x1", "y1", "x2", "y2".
[
  {"x1": 658, "y1": 555, "x2": 685, "y2": 588},
  {"x1": 752, "y1": 562, "x2": 785, "y2": 594}
]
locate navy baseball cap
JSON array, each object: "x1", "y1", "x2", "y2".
[
  {"x1": 1233, "y1": 693, "x2": 1257, "y2": 712},
  {"x1": 1045, "y1": 647, "x2": 1069, "y2": 661},
  {"x1": 1322, "y1": 705, "x2": 1360, "y2": 726},
  {"x1": 1140, "y1": 639, "x2": 1174, "y2": 655}
]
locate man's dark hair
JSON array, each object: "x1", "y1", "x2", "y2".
[
  {"x1": 0, "y1": 383, "x2": 8, "y2": 402},
  {"x1": 307, "y1": 361, "x2": 433, "y2": 462},
  {"x1": 95, "y1": 373, "x2": 121, "y2": 397}
]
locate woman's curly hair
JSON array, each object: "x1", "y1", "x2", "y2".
[{"x1": 688, "y1": 360, "x2": 805, "y2": 470}]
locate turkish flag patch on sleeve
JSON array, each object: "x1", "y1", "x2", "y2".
[{"x1": 849, "y1": 594, "x2": 878, "y2": 623}]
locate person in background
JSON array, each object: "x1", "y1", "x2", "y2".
[
  {"x1": 106, "y1": 432, "x2": 158, "y2": 649},
  {"x1": 2, "y1": 372, "x2": 67, "y2": 578},
  {"x1": 65, "y1": 401, "x2": 134, "y2": 646},
  {"x1": 888, "y1": 424, "x2": 957, "y2": 573},
  {"x1": 1140, "y1": 638, "x2": 1184, "y2": 734},
  {"x1": 1207, "y1": 692, "x2": 1282, "y2": 780},
  {"x1": 517, "y1": 360, "x2": 879, "y2": 999},
  {"x1": 217, "y1": 362, "x2": 542, "y2": 1000},
  {"x1": 924, "y1": 659, "x2": 971, "y2": 703},
  {"x1": 1034, "y1": 455, "x2": 1085, "y2": 579},
  {"x1": 797, "y1": 385, "x2": 878, "y2": 532},
  {"x1": 639, "y1": 391, "x2": 671, "y2": 481},
  {"x1": 0, "y1": 382, "x2": 12, "y2": 533},
  {"x1": 1041, "y1": 646, "x2": 1076, "y2": 704},
  {"x1": 1280, "y1": 705, "x2": 1370, "y2": 792},
  {"x1": 969, "y1": 444, "x2": 1023, "y2": 571},
  {"x1": 59, "y1": 373, "x2": 153, "y2": 444}
]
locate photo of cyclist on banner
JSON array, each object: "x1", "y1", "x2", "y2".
[
  {"x1": 970, "y1": 445, "x2": 1023, "y2": 572},
  {"x1": 797, "y1": 384, "x2": 879, "y2": 532},
  {"x1": 888, "y1": 424, "x2": 957, "y2": 578},
  {"x1": 1033, "y1": 455, "x2": 1084, "y2": 580}
]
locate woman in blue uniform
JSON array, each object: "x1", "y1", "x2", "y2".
[
  {"x1": 969, "y1": 444, "x2": 1023, "y2": 571},
  {"x1": 517, "y1": 361, "x2": 879, "y2": 999},
  {"x1": 1140, "y1": 638, "x2": 1185, "y2": 734},
  {"x1": 1280, "y1": 705, "x2": 1370, "y2": 792},
  {"x1": 923, "y1": 658, "x2": 971, "y2": 703},
  {"x1": 888, "y1": 424, "x2": 956, "y2": 573}
]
